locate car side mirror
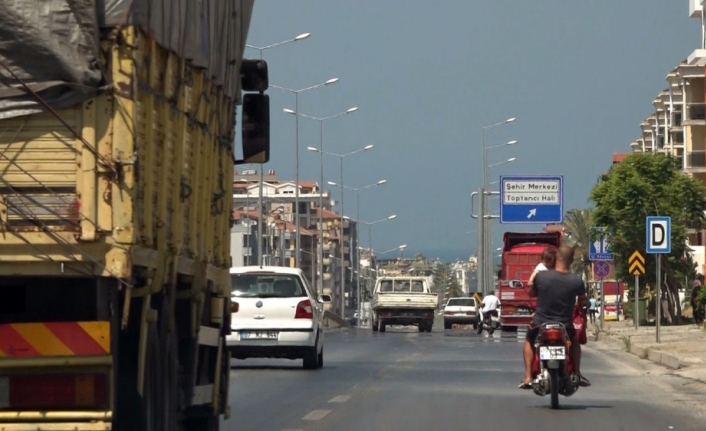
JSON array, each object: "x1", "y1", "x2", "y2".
[
  {"x1": 240, "y1": 93, "x2": 270, "y2": 163},
  {"x1": 320, "y1": 294, "x2": 332, "y2": 303}
]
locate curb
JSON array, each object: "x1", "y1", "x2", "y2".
[{"x1": 597, "y1": 332, "x2": 681, "y2": 369}]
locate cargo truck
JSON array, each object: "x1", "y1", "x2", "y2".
[
  {"x1": 497, "y1": 232, "x2": 562, "y2": 328},
  {"x1": 0, "y1": 1, "x2": 268, "y2": 430}
]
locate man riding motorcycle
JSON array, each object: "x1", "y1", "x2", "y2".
[
  {"x1": 518, "y1": 245, "x2": 590, "y2": 389},
  {"x1": 479, "y1": 290, "x2": 501, "y2": 326}
]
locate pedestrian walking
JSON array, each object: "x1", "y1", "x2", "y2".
[{"x1": 588, "y1": 296, "x2": 597, "y2": 323}]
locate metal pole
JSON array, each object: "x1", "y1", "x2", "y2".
[
  {"x1": 258, "y1": 169, "x2": 264, "y2": 266},
  {"x1": 634, "y1": 275, "x2": 639, "y2": 330},
  {"x1": 294, "y1": 93, "x2": 300, "y2": 267},
  {"x1": 340, "y1": 157, "x2": 345, "y2": 318},
  {"x1": 477, "y1": 187, "x2": 485, "y2": 295},
  {"x1": 318, "y1": 121, "x2": 324, "y2": 295},
  {"x1": 482, "y1": 128, "x2": 488, "y2": 295},
  {"x1": 368, "y1": 224, "x2": 372, "y2": 257},
  {"x1": 599, "y1": 277, "x2": 605, "y2": 330},
  {"x1": 655, "y1": 254, "x2": 662, "y2": 343},
  {"x1": 356, "y1": 191, "x2": 361, "y2": 322}
]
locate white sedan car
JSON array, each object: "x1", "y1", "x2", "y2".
[{"x1": 227, "y1": 266, "x2": 331, "y2": 369}]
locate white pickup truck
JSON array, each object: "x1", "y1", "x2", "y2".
[{"x1": 371, "y1": 277, "x2": 438, "y2": 333}]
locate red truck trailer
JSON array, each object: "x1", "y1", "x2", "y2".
[{"x1": 497, "y1": 232, "x2": 562, "y2": 328}]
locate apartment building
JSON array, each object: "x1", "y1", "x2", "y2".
[
  {"x1": 624, "y1": 0, "x2": 706, "y2": 273},
  {"x1": 230, "y1": 169, "x2": 357, "y2": 315}
]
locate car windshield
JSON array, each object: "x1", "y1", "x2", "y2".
[
  {"x1": 230, "y1": 273, "x2": 307, "y2": 298},
  {"x1": 447, "y1": 298, "x2": 475, "y2": 307}
]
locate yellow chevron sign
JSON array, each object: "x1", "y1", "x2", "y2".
[{"x1": 628, "y1": 250, "x2": 645, "y2": 275}]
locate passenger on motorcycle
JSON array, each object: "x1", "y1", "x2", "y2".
[
  {"x1": 518, "y1": 245, "x2": 590, "y2": 389},
  {"x1": 527, "y1": 248, "x2": 556, "y2": 316}
]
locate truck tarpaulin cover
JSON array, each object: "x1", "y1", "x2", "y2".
[{"x1": 0, "y1": 0, "x2": 254, "y2": 120}]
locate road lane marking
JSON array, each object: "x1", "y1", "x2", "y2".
[
  {"x1": 303, "y1": 410, "x2": 331, "y2": 421},
  {"x1": 328, "y1": 395, "x2": 351, "y2": 403}
]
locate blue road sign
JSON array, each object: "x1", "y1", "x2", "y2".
[
  {"x1": 499, "y1": 175, "x2": 563, "y2": 224},
  {"x1": 646, "y1": 216, "x2": 671, "y2": 254},
  {"x1": 593, "y1": 261, "x2": 611, "y2": 279},
  {"x1": 589, "y1": 235, "x2": 614, "y2": 261}
]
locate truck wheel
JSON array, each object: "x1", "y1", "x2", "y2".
[
  {"x1": 115, "y1": 324, "x2": 162, "y2": 431},
  {"x1": 444, "y1": 321, "x2": 451, "y2": 330},
  {"x1": 425, "y1": 320, "x2": 433, "y2": 332},
  {"x1": 372, "y1": 320, "x2": 379, "y2": 332},
  {"x1": 184, "y1": 413, "x2": 218, "y2": 431},
  {"x1": 379, "y1": 319, "x2": 386, "y2": 333},
  {"x1": 159, "y1": 296, "x2": 179, "y2": 431},
  {"x1": 418, "y1": 323, "x2": 425, "y2": 332}
]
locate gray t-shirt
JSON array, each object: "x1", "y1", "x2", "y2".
[{"x1": 531, "y1": 270, "x2": 586, "y2": 326}]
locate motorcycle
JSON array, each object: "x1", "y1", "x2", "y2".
[
  {"x1": 476, "y1": 308, "x2": 500, "y2": 335},
  {"x1": 530, "y1": 322, "x2": 580, "y2": 409}
]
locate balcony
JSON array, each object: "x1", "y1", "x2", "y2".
[
  {"x1": 686, "y1": 150, "x2": 706, "y2": 173},
  {"x1": 684, "y1": 102, "x2": 706, "y2": 125}
]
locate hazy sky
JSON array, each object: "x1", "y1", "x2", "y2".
[{"x1": 240, "y1": 1, "x2": 700, "y2": 261}]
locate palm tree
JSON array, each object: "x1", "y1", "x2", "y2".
[{"x1": 562, "y1": 208, "x2": 593, "y2": 281}]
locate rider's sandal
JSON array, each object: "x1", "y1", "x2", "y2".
[
  {"x1": 578, "y1": 375, "x2": 591, "y2": 387},
  {"x1": 518, "y1": 381, "x2": 532, "y2": 389}
]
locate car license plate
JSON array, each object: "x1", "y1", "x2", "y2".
[
  {"x1": 539, "y1": 346, "x2": 565, "y2": 360},
  {"x1": 454, "y1": 313, "x2": 466, "y2": 316},
  {"x1": 241, "y1": 331, "x2": 278, "y2": 340}
]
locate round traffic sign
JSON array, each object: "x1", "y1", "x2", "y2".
[{"x1": 593, "y1": 261, "x2": 611, "y2": 279}]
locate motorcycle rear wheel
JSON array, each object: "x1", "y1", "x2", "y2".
[{"x1": 549, "y1": 368, "x2": 560, "y2": 409}]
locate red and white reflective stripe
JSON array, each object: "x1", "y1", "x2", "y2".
[{"x1": 0, "y1": 377, "x2": 8, "y2": 408}]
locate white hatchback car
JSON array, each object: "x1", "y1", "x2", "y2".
[{"x1": 227, "y1": 266, "x2": 331, "y2": 369}]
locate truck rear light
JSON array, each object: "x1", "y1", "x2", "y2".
[
  {"x1": 443, "y1": 311, "x2": 453, "y2": 316},
  {"x1": 466, "y1": 311, "x2": 475, "y2": 316},
  {"x1": 294, "y1": 300, "x2": 314, "y2": 319},
  {"x1": 0, "y1": 374, "x2": 108, "y2": 410}
]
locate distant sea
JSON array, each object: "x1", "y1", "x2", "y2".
[{"x1": 407, "y1": 248, "x2": 501, "y2": 265}]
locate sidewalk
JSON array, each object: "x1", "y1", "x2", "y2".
[
  {"x1": 594, "y1": 319, "x2": 706, "y2": 369},
  {"x1": 590, "y1": 318, "x2": 706, "y2": 416}
]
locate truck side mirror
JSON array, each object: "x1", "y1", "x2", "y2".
[
  {"x1": 240, "y1": 59, "x2": 269, "y2": 92},
  {"x1": 241, "y1": 93, "x2": 270, "y2": 163},
  {"x1": 509, "y1": 279, "x2": 523, "y2": 289}
]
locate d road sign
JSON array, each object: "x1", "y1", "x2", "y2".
[{"x1": 646, "y1": 216, "x2": 671, "y2": 254}]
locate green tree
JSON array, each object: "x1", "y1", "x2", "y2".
[
  {"x1": 446, "y1": 276, "x2": 464, "y2": 298},
  {"x1": 562, "y1": 208, "x2": 593, "y2": 282},
  {"x1": 589, "y1": 153, "x2": 706, "y2": 322},
  {"x1": 432, "y1": 262, "x2": 452, "y2": 294}
]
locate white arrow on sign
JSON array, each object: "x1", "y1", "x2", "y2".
[{"x1": 527, "y1": 209, "x2": 537, "y2": 219}]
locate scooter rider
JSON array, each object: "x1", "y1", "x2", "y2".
[
  {"x1": 518, "y1": 245, "x2": 590, "y2": 389},
  {"x1": 479, "y1": 290, "x2": 501, "y2": 325}
]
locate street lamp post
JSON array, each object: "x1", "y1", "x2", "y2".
[
  {"x1": 292, "y1": 107, "x2": 359, "y2": 294},
  {"x1": 329, "y1": 179, "x2": 387, "y2": 325},
  {"x1": 308, "y1": 144, "x2": 374, "y2": 317},
  {"x1": 479, "y1": 118, "x2": 516, "y2": 295},
  {"x1": 245, "y1": 32, "x2": 311, "y2": 266},
  {"x1": 361, "y1": 214, "x2": 398, "y2": 270},
  {"x1": 275, "y1": 78, "x2": 339, "y2": 269},
  {"x1": 485, "y1": 156, "x2": 516, "y2": 291}
]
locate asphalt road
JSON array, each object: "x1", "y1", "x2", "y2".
[{"x1": 221, "y1": 325, "x2": 702, "y2": 431}]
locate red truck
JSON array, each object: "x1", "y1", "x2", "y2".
[{"x1": 497, "y1": 231, "x2": 562, "y2": 328}]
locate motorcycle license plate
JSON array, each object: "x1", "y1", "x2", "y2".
[{"x1": 539, "y1": 346, "x2": 565, "y2": 360}]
